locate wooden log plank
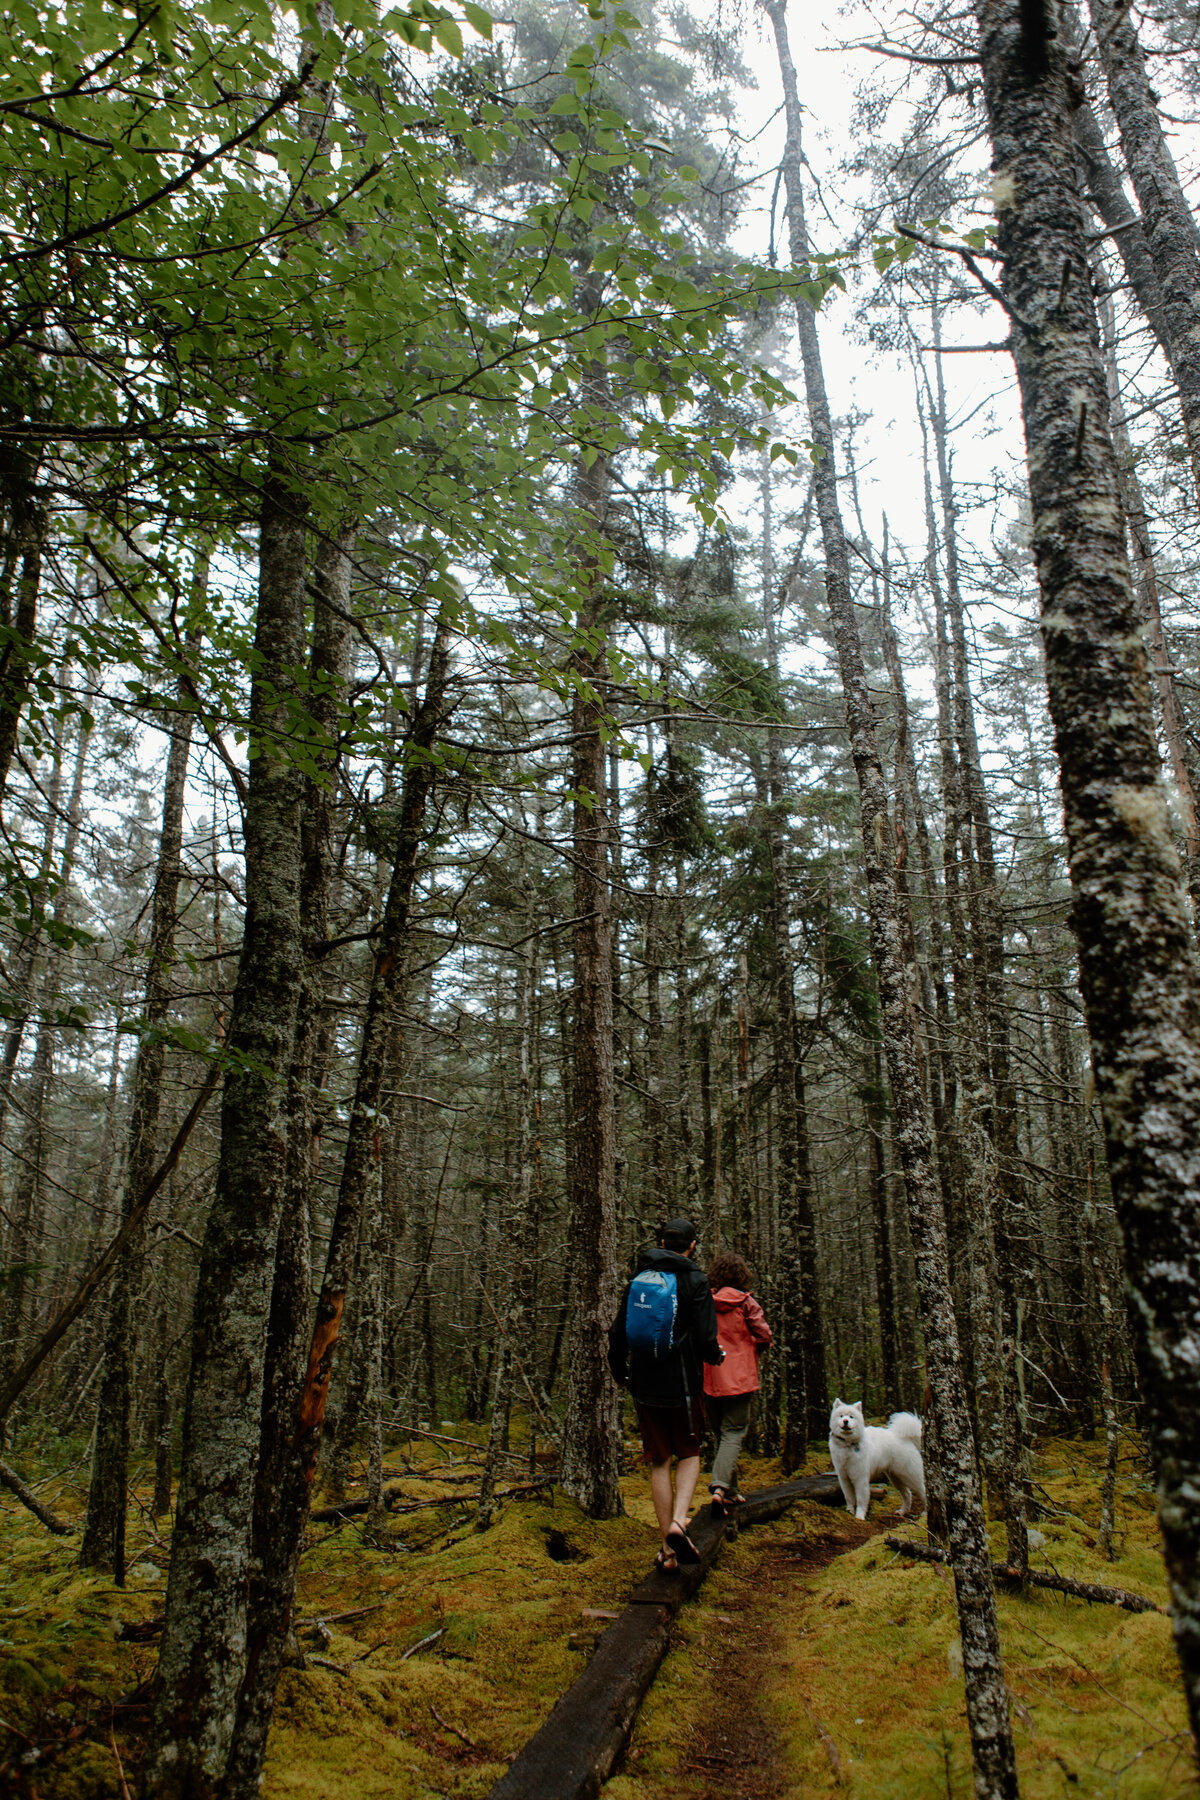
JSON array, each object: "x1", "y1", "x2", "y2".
[
  {"x1": 486, "y1": 1603, "x2": 672, "y2": 1800},
  {"x1": 483, "y1": 1471, "x2": 851, "y2": 1800}
]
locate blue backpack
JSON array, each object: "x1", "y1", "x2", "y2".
[{"x1": 626, "y1": 1268, "x2": 679, "y2": 1359}]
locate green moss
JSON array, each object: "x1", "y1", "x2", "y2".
[
  {"x1": 609, "y1": 1434, "x2": 1187, "y2": 1800},
  {"x1": 0, "y1": 1431, "x2": 1188, "y2": 1800}
]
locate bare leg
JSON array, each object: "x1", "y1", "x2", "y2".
[
  {"x1": 672, "y1": 1453, "x2": 701, "y2": 1528},
  {"x1": 649, "y1": 1460, "x2": 674, "y2": 1543}
]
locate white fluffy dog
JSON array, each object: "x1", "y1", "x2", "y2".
[{"x1": 828, "y1": 1399, "x2": 925, "y2": 1520}]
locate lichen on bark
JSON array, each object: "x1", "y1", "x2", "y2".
[{"x1": 973, "y1": 0, "x2": 1200, "y2": 1759}]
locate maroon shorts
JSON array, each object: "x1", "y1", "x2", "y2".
[{"x1": 635, "y1": 1398, "x2": 705, "y2": 1463}]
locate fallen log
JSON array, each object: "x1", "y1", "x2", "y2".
[
  {"x1": 0, "y1": 1455, "x2": 73, "y2": 1535},
  {"x1": 309, "y1": 1485, "x2": 406, "y2": 1522},
  {"x1": 484, "y1": 1471, "x2": 847, "y2": 1800},
  {"x1": 309, "y1": 1478, "x2": 553, "y2": 1523},
  {"x1": 883, "y1": 1535, "x2": 1163, "y2": 1613}
]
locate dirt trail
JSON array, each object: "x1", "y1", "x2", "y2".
[{"x1": 669, "y1": 1514, "x2": 884, "y2": 1800}]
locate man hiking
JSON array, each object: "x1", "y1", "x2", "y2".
[{"x1": 608, "y1": 1216, "x2": 724, "y2": 1569}]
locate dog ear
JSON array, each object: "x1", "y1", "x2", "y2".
[
  {"x1": 832, "y1": 1397, "x2": 841, "y2": 1409},
  {"x1": 853, "y1": 1400, "x2": 864, "y2": 1413}
]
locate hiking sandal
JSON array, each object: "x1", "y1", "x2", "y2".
[
  {"x1": 666, "y1": 1523, "x2": 701, "y2": 1565},
  {"x1": 710, "y1": 1490, "x2": 728, "y2": 1518},
  {"x1": 655, "y1": 1547, "x2": 679, "y2": 1572}
]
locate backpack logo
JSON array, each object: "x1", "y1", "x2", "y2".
[{"x1": 626, "y1": 1269, "x2": 678, "y2": 1358}]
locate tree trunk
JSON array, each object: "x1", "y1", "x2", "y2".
[
  {"x1": 221, "y1": 521, "x2": 355, "y2": 1799},
  {"x1": 0, "y1": 713, "x2": 89, "y2": 1428},
  {"x1": 972, "y1": 0, "x2": 1200, "y2": 1755},
  {"x1": 865, "y1": 1049, "x2": 902, "y2": 1415},
  {"x1": 145, "y1": 469, "x2": 309, "y2": 1800},
  {"x1": 222, "y1": 601, "x2": 452, "y2": 1800},
  {"x1": 1096, "y1": 283, "x2": 1200, "y2": 890},
  {"x1": 81, "y1": 607, "x2": 201, "y2": 1576},
  {"x1": 758, "y1": 457, "x2": 828, "y2": 1456},
  {"x1": 0, "y1": 475, "x2": 42, "y2": 805},
  {"x1": 1086, "y1": 0, "x2": 1200, "y2": 504},
  {"x1": 930, "y1": 323, "x2": 1030, "y2": 1570},
  {"x1": 559, "y1": 340, "x2": 623, "y2": 1521},
  {"x1": 480, "y1": 929, "x2": 541, "y2": 1528},
  {"x1": 765, "y1": 8, "x2": 1018, "y2": 1794}
]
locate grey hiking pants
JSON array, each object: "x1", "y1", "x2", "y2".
[{"x1": 708, "y1": 1392, "x2": 754, "y2": 1494}]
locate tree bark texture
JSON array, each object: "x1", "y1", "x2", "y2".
[
  {"x1": 0, "y1": 471, "x2": 42, "y2": 806},
  {"x1": 480, "y1": 927, "x2": 541, "y2": 1528},
  {"x1": 1096, "y1": 286, "x2": 1200, "y2": 881},
  {"x1": 144, "y1": 471, "x2": 309, "y2": 1799},
  {"x1": 559, "y1": 355, "x2": 623, "y2": 1521},
  {"x1": 766, "y1": 8, "x2": 1018, "y2": 1795},
  {"x1": 1063, "y1": 8, "x2": 1177, "y2": 365},
  {"x1": 865, "y1": 1049, "x2": 902, "y2": 1416},
  {"x1": 1085, "y1": 0, "x2": 1200, "y2": 505},
  {"x1": 222, "y1": 522, "x2": 355, "y2": 1800},
  {"x1": 758, "y1": 469, "x2": 828, "y2": 1454},
  {"x1": 973, "y1": 0, "x2": 1200, "y2": 1756},
  {"x1": 222, "y1": 594, "x2": 450, "y2": 1800}
]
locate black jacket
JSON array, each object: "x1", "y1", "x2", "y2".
[{"x1": 607, "y1": 1247, "x2": 723, "y2": 1407}]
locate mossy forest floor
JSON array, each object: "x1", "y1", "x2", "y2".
[{"x1": 0, "y1": 1423, "x2": 1189, "y2": 1798}]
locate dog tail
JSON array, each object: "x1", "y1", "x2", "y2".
[{"x1": 888, "y1": 1411, "x2": 922, "y2": 1444}]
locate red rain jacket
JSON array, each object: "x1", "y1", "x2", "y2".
[{"x1": 704, "y1": 1287, "x2": 773, "y2": 1396}]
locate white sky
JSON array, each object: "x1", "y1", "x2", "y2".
[{"x1": 732, "y1": 2, "x2": 1020, "y2": 566}]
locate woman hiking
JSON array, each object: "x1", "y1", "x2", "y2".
[
  {"x1": 705, "y1": 1250, "x2": 773, "y2": 1516},
  {"x1": 608, "y1": 1217, "x2": 724, "y2": 1570}
]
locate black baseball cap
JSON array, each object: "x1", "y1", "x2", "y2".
[{"x1": 659, "y1": 1216, "x2": 698, "y2": 1246}]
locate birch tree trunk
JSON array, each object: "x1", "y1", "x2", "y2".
[
  {"x1": 973, "y1": 0, "x2": 1200, "y2": 1753},
  {"x1": 765, "y1": 8, "x2": 1018, "y2": 1794},
  {"x1": 145, "y1": 468, "x2": 309, "y2": 1799}
]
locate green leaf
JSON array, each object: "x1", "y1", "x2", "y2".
[
  {"x1": 461, "y1": 1, "x2": 492, "y2": 38},
  {"x1": 433, "y1": 14, "x2": 463, "y2": 54}
]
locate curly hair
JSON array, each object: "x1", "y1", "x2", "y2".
[{"x1": 708, "y1": 1249, "x2": 753, "y2": 1292}]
